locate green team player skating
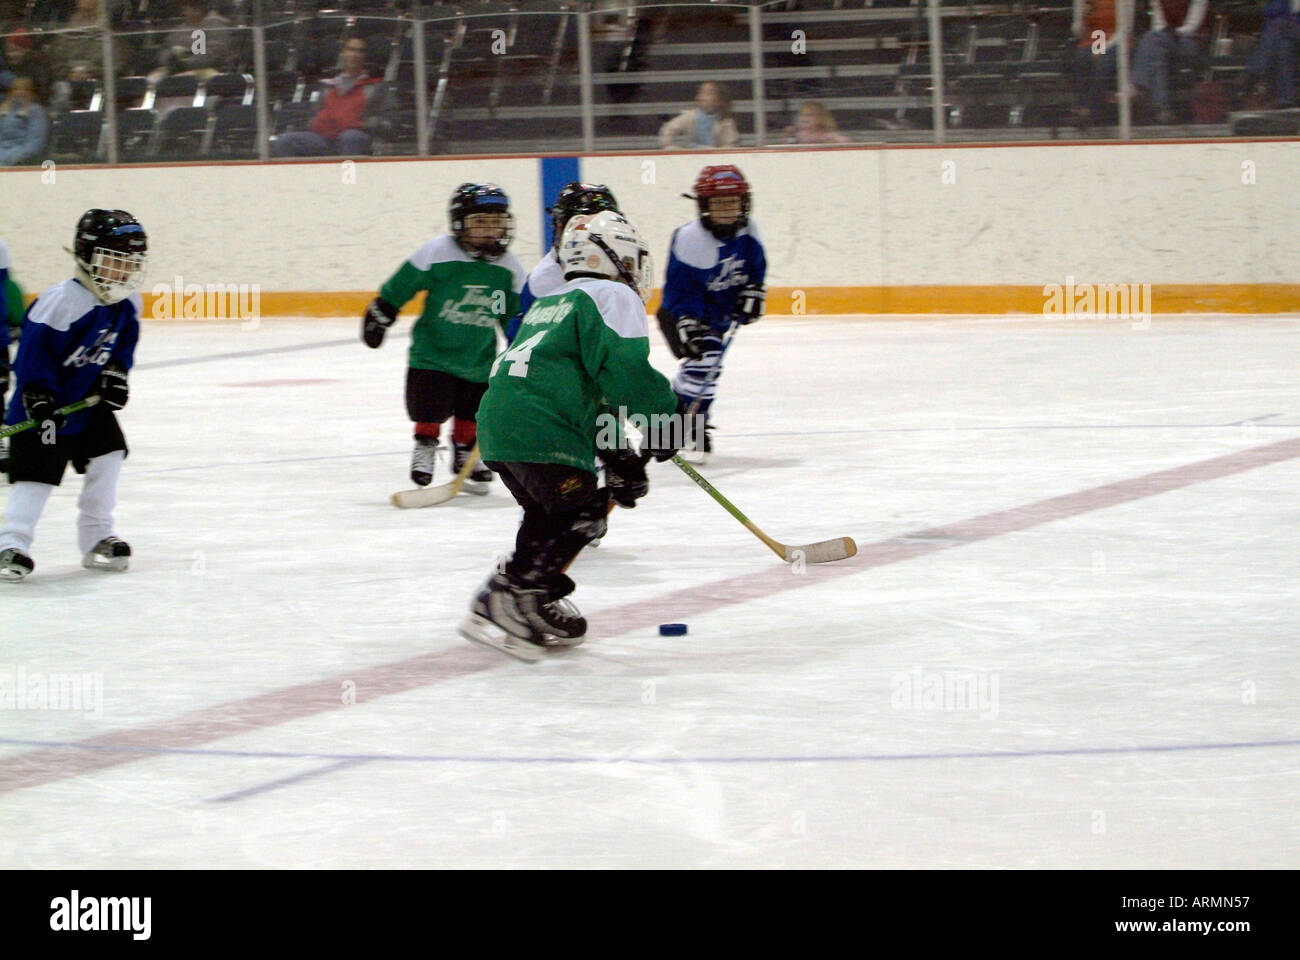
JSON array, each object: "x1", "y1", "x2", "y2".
[
  {"x1": 361, "y1": 183, "x2": 526, "y2": 494},
  {"x1": 460, "y1": 210, "x2": 685, "y2": 662}
]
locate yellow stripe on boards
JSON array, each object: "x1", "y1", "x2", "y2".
[{"x1": 22, "y1": 285, "x2": 1294, "y2": 320}]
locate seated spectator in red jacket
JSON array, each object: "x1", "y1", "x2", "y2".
[{"x1": 272, "y1": 37, "x2": 383, "y2": 158}]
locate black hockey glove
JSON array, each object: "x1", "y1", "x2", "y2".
[
  {"x1": 96, "y1": 362, "x2": 129, "y2": 411},
  {"x1": 736, "y1": 284, "x2": 765, "y2": 325},
  {"x1": 23, "y1": 387, "x2": 63, "y2": 434},
  {"x1": 362, "y1": 297, "x2": 398, "y2": 349},
  {"x1": 601, "y1": 446, "x2": 650, "y2": 508},
  {"x1": 674, "y1": 316, "x2": 712, "y2": 360},
  {"x1": 643, "y1": 397, "x2": 691, "y2": 463}
]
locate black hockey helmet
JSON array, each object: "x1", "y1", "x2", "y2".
[
  {"x1": 549, "y1": 182, "x2": 619, "y2": 252},
  {"x1": 73, "y1": 208, "x2": 148, "y2": 304},
  {"x1": 449, "y1": 182, "x2": 514, "y2": 261}
]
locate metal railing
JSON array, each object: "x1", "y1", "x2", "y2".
[{"x1": 0, "y1": 0, "x2": 1268, "y2": 167}]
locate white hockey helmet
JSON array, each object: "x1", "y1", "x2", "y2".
[{"x1": 560, "y1": 210, "x2": 653, "y2": 303}]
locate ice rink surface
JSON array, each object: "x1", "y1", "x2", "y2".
[{"x1": 2, "y1": 314, "x2": 1298, "y2": 868}]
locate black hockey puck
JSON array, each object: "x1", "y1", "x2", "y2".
[{"x1": 659, "y1": 623, "x2": 688, "y2": 636}]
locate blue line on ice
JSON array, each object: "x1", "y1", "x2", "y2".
[{"x1": 2, "y1": 736, "x2": 1297, "y2": 766}]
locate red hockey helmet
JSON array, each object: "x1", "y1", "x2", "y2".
[{"x1": 690, "y1": 165, "x2": 751, "y2": 240}]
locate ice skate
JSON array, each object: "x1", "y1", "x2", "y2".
[
  {"x1": 0, "y1": 547, "x2": 34, "y2": 582},
  {"x1": 453, "y1": 441, "x2": 491, "y2": 496},
  {"x1": 460, "y1": 574, "x2": 549, "y2": 662},
  {"x1": 410, "y1": 437, "x2": 438, "y2": 487},
  {"x1": 82, "y1": 536, "x2": 131, "y2": 571}
]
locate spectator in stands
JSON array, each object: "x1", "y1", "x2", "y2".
[
  {"x1": 148, "y1": 0, "x2": 234, "y2": 83},
  {"x1": 1069, "y1": 0, "x2": 1121, "y2": 128},
  {"x1": 782, "y1": 101, "x2": 849, "y2": 144},
  {"x1": 1242, "y1": 0, "x2": 1300, "y2": 108},
  {"x1": 45, "y1": 0, "x2": 116, "y2": 86},
  {"x1": 1, "y1": 30, "x2": 54, "y2": 98},
  {"x1": 659, "y1": 81, "x2": 739, "y2": 149},
  {"x1": 1133, "y1": 1, "x2": 1208, "y2": 123},
  {"x1": 0, "y1": 77, "x2": 49, "y2": 165},
  {"x1": 272, "y1": 36, "x2": 383, "y2": 157}
]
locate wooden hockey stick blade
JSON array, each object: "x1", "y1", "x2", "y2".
[
  {"x1": 744, "y1": 522, "x2": 857, "y2": 564},
  {"x1": 673, "y1": 454, "x2": 857, "y2": 564},
  {"x1": 390, "y1": 441, "x2": 480, "y2": 509}
]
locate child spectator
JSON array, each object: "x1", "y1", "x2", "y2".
[
  {"x1": 782, "y1": 101, "x2": 849, "y2": 144},
  {"x1": 659, "y1": 81, "x2": 739, "y2": 149}
]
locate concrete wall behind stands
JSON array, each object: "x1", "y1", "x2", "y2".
[{"x1": 2, "y1": 141, "x2": 1298, "y2": 316}]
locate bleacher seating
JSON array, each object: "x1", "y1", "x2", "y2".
[{"x1": 11, "y1": 0, "x2": 1279, "y2": 164}]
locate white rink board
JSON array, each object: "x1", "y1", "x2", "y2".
[
  {"x1": 1, "y1": 315, "x2": 1298, "y2": 868},
  {"x1": 2, "y1": 141, "x2": 1298, "y2": 294}
]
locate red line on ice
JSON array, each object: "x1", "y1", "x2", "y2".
[{"x1": 1, "y1": 435, "x2": 1297, "y2": 796}]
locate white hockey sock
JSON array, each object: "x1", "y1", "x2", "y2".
[
  {"x1": 77, "y1": 450, "x2": 125, "y2": 554},
  {"x1": 0, "y1": 481, "x2": 56, "y2": 554}
]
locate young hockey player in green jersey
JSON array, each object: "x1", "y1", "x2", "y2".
[
  {"x1": 361, "y1": 183, "x2": 527, "y2": 493},
  {"x1": 460, "y1": 211, "x2": 684, "y2": 662}
]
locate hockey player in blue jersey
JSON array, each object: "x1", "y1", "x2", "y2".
[
  {"x1": 656, "y1": 165, "x2": 766, "y2": 464},
  {"x1": 506, "y1": 182, "x2": 621, "y2": 344},
  {"x1": 0, "y1": 209, "x2": 147, "y2": 582}
]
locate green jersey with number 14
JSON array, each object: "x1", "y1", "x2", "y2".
[
  {"x1": 477, "y1": 277, "x2": 677, "y2": 473},
  {"x1": 378, "y1": 234, "x2": 525, "y2": 382}
]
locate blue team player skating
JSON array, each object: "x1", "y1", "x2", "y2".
[
  {"x1": 0, "y1": 209, "x2": 147, "y2": 582},
  {"x1": 656, "y1": 165, "x2": 767, "y2": 464}
]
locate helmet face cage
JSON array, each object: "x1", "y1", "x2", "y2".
[
  {"x1": 550, "y1": 182, "x2": 619, "y2": 252},
  {"x1": 81, "y1": 246, "x2": 148, "y2": 303},
  {"x1": 693, "y1": 165, "x2": 751, "y2": 240},
  {"x1": 450, "y1": 184, "x2": 514, "y2": 260},
  {"x1": 73, "y1": 209, "x2": 148, "y2": 304}
]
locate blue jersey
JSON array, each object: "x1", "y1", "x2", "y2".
[
  {"x1": 506, "y1": 249, "x2": 567, "y2": 343},
  {"x1": 5, "y1": 279, "x2": 141, "y2": 436},
  {"x1": 660, "y1": 219, "x2": 766, "y2": 332}
]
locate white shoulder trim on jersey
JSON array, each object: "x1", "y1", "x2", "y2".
[
  {"x1": 499, "y1": 250, "x2": 528, "y2": 293},
  {"x1": 571, "y1": 277, "x2": 649, "y2": 339},
  {"x1": 742, "y1": 218, "x2": 762, "y2": 245},
  {"x1": 127, "y1": 291, "x2": 144, "y2": 317},
  {"x1": 27, "y1": 279, "x2": 97, "y2": 332},
  {"x1": 0, "y1": 236, "x2": 11, "y2": 270},
  {"x1": 671, "y1": 220, "x2": 720, "y2": 270},
  {"x1": 407, "y1": 234, "x2": 468, "y2": 270},
  {"x1": 527, "y1": 250, "x2": 567, "y2": 300}
]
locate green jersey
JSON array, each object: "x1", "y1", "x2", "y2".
[
  {"x1": 378, "y1": 234, "x2": 525, "y2": 382},
  {"x1": 477, "y1": 277, "x2": 677, "y2": 473}
]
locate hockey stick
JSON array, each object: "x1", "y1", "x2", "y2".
[
  {"x1": 670, "y1": 454, "x2": 857, "y2": 564},
  {"x1": 678, "y1": 321, "x2": 737, "y2": 463},
  {"x1": 0, "y1": 396, "x2": 101, "y2": 439},
  {"x1": 684, "y1": 320, "x2": 738, "y2": 419},
  {"x1": 391, "y1": 441, "x2": 481, "y2": 508}
]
